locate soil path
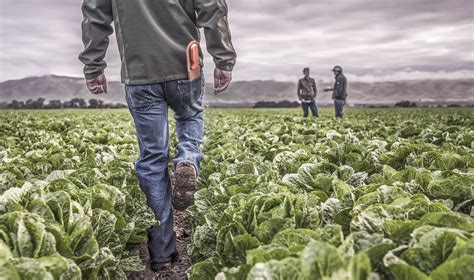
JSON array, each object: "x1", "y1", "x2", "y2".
[{"x1": 128, "y1": 210, "x2": 192, "y2": 280}]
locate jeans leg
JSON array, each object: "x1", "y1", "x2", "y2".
[
  {"x1": 125, "y1": 84, "x2": 176, "y2": 263},
  {"x1": 310, "y1": 99, "x2": 318, "y2": 116},
  {"x1": 340, "y1": 100, "x2": 346, "y2": 118},
  {"x1": 302, "y1": 103, "x2": 309, "y2": 117},
  {"x1": 335, "y1": 100, "x2": 345, "y2": 118},
  {"x1": 164, "y1": 76, "x2": 205, "y2": 172}
]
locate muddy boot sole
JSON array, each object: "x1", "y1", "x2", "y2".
[
  {"x1": 150, "y1": 251, "x2": 179, "y2": 272},
  {"x1": 172, "y1": 163, "x2": 197, "y2": 211}
]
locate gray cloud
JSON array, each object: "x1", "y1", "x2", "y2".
[{"x1": 0, "y1": 0, "x2": 473, "y2": 82}]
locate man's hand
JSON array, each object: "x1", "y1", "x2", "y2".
[
  {"x1": 214, "y1": 68, "x2": 232, "y2": 94},
  {"x1": 86, "y1": 74, "x2": 108, "y2": 95}
]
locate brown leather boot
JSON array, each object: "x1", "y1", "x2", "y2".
[{"x1": 172, "y1": 162, "x2": 197, "y2": 211}]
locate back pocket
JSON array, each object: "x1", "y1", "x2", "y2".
[
  {"x1": 125, "y1": 85, "x2": 154, "y2": 112},
  {"x1": 177, "y1": 75, "x2": 204, "y2": 106}
]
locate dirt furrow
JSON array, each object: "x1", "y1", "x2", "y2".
[{"x1": 128, "y1": 210, "x2": 192, "y2": 280}]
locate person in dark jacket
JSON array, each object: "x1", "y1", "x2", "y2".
[
  {"x1": 325, "y1": 65, "x2": 348, "y2": 118},
  {"x1": 297, "y1": 68, "x2": 318, "y2": 117},
  {"x1": 79, "y1": 0, "x2": 236, "y2": 272}
]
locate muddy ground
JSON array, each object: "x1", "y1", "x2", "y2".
[{"x1": 127, "y1": 210, "x2": 192, "y2": 280}]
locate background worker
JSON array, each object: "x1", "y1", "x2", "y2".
[
  {"x1": 325, "y1": 65, "x2": 348, "y2": 118},
  {"x1": 297, "y1": 68, "x2": 318, "y2": 117},
  {"x1": 79, "y1": 0, "x2": 236, "y2": 272}
]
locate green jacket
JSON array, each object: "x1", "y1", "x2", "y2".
[
  {"x1": 79, "y1": 0, "x2": 237, "y2": 85},
  {"x1": 297, "y1": 77, "x2": 317, "y2": 100}
]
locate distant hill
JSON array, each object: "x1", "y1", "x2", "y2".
[{"x1": 1, "y1": 75, "x2": 473, "y2": 106}]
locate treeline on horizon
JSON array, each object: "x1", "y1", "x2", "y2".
[
  {"x1": 254, "y1": 100, "x2": 300, "y2": 108},
  {"x1": 0, "y1": 98, "x2": 470, "y2": 109},
  {"x1": 0, "y1": 98, "x2": 127, "y2": 109}
]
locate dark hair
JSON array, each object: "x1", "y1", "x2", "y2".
[{"x1": 303, "y1": 68, "x2": 310, "y2": 72}]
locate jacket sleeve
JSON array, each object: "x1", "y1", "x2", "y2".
[
  {"x1": 194, "y1": 0, "x2": 237, "y2": 71},
  {"x1": 78, "y1": 0, "x2": 114, "y2": 79},
  {"x1": 312, "y1": 79, "x2": 317, "y2": 97},
  {"x1": 297, "y1": 80, "x2": 304, "y2": 100},
  {"x1": 342, "y1": 76, "x2": 348, "y2": 97}
]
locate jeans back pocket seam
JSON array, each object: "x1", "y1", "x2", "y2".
[{"x1": 126, "y1": 85, "x2": 154, "y2": 112}]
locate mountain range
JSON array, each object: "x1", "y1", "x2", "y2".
[{"x1": 1, "y1": 75, "x2": 473, "y2": 107}]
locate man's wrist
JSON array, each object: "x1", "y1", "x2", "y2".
[
  {"x1": 84, "y1": 70, "x2": 104, "y2": 80},
  {"x1": 215, "y1": 64, "x2": 234, "y2": 72}
]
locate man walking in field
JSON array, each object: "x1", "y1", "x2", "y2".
[
  {"x1": 297, "y1": 68, "x2": 318, "y2": 117},
  {"x1": 79, "y1": 0, "x2": 236, "y2": 272},
  {"x1": 325, "y1": 65, "x2": 348, "y2": 118}
]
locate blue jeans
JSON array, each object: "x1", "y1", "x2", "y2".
[
  {"x1": 125, "y1": 76, "x2": 205, "y2": 263},
  {"x1": 302, "y1": 98, "x2": 318, "y2": 117},
  {"x1": 334, "y1": 99, "x2": 346, "y2": 118}
]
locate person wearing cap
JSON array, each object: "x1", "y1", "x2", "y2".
[
  {"x1": 297, "y1": 67, "x2": 319, "y2": 117},
  {"x1": 325, "y1": 65, "x2": 348, "y2": 118}
]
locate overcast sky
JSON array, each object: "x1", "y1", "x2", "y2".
[{"x1": 0, "y1": 0, "x2": 473, "y2": 82}]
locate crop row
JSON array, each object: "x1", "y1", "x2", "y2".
[
  {"x1": 0, "y1": 111, "x2": 157, "y2": 279},
  {"x1": 187, "y1": 109, "x2": 473, "y2": 279}
]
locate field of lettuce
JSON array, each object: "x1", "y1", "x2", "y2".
[
  {"x1": 0, "y1": 108, "x2": 473, "y2": 280},
  {"x1": 0, "y1": 110, "x2": 157, "y2": 279}
]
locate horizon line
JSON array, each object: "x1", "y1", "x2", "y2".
[{"x1": 1, "y1": 73, "x2": 474, "y2": 84}]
